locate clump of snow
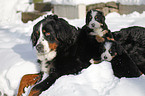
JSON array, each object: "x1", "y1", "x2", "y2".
[{"x1": 0, "y1": 0, "x2": 34, "y2": 24}]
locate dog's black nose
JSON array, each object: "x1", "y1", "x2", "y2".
[
  {"x1": 104, "y1": 56, "x2": 108, "y2": 60},
  {"x1": 36, "y1": 44, "x2": 44, "y2": 53},
  {"x1": 91, "y1": 23, "x2": 95, "y2": 27}
]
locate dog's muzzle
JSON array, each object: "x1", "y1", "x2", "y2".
[{"x1": 36, "y1": 44, "x2": 44, "y2": 53}]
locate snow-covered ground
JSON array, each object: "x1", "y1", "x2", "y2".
[{"x1": 1, "y1": 0, "x2": 145, "y2": 96}]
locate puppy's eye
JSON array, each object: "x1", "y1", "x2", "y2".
[
  {"x1": 109, "y1": 49, "x2": 112, "y2": 54},
  {"x1": 95, "y1": 16, "x2": 98, "y2": 20},
  {"x1": 89, "y1": 16, "x2": 92, "y2": 19},
  {"x1": 102, "y1": 48, "x2": 106, "y2": 52}
]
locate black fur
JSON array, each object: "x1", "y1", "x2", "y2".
[
  {"x1": 112, "y1": 26, "x2": 145, "y2": 74},
  {"x1": 79, "y1": 25, "x2": 102, "y2": 61},
  {"x1": 30, "y1": 15, "x2": 93, "y2": 95},
  {"x1": 100, "y1": 40, "x2": 141, "y2": 78}
]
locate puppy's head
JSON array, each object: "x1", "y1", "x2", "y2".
[
  {"x1": 101, "y1": 40, "x2": 118, "y2": 61},
  {"x1": 31, "y1": 15, "x2": 59, "y2": 54},
  {"x1": 86, "y1": 10, "x2": 105, "y2": 30}
]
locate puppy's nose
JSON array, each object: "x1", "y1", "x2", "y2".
[
  {"x1": 104, "y1": 56, "x2": 108, "y2": 60},
  {"x1": 36, "y1": 44, "x2": 44, "y2": 52},
  {"x1": 91, "y1": 23, "x2": 95, "y2": 27}
]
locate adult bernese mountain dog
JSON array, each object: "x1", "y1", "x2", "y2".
[{"x1": 17, "y1": 15, "x2": 101, "y2": 96}]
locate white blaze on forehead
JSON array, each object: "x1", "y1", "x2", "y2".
[
  {"x1": 39, "y1": 23, "x2": 44, "y2": 42},
  {"x1": 88, "y1": 10, "x2": 101, "y2": 29},
  {"x1": 91, "y1": 10, "x2": 98, "y2": 18},
  {"x1": 36, "y1": 23, "x2": 57, "y2": 73},
  {"x1": 101, "y1": 42, "x2": 113, "y2": 61}
]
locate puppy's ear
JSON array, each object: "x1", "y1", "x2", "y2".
[
  {"x1": 99, "y1": 11, "x2": 105, "y2": 23},
  {"x1": 86, "y1": 10, "x2": 92, "y2": 25}
]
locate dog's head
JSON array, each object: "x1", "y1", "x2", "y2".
[
  {"x1": 86, "y1": 10, "x2": 105, "y2": 30},
  {"x1": 85, "y1": 10, "x2": 110, "y2": 38},
  {"x1": 100, "y1": 40, "x2": 123, "y2": 61},
  {"x1": 31, "y1": 15, "x2": 78, "y2": 55}
]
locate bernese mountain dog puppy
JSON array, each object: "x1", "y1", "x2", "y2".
[
  {"x1": 17, "y1": 15, "x2": 92, "y2": 96},
  {"x1": 100, "y1": 39, "x2": 142, "y2": 78},
  {"x1": 112, "y1": 26, "x2": 145, "y2": 75},
  {"x1": 85, "y1": 9, "x2": 114, "y2": 42}
]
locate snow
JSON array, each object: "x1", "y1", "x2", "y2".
[
  {"x1": 50, "y1": 0, "x2": 145, "y2": 5},
  {"x1": 1, "y1": 0, "x2": 145, "y2": 96},
  {"x1": 51, "y1": 0, "x2": 117, "y2": 5}
]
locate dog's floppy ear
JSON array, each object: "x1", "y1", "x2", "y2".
[
  {"x1": 31, "y1": 24, "x2": 40, "y2": 46},
  {"x1": 86, "y1": 10, "x2": 92, "y2": 25},
  {"x1": 97, "y1": 10, "x2": 105, "y2": 22}
]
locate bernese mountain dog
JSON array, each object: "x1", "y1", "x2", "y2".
[
  {"x1": 112, "y1": 26, "x2": 145, "y2": 75},
  {"x1": 17, "y1": 15, "x2": 95, "y2": 96},
  {"x1": 100, "y1": 39, "x2": 142, "y2": 78},
  {"x1": 85, "y1": 9, "x2": 114, "y2": 42}
]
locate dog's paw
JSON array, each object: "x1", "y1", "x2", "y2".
[
  {"x1": 95, "y1": 35, "x2": 105, "y2": 42},
  {"x1": 17, "y1": 74, "x2": 42, "y2": 96}
]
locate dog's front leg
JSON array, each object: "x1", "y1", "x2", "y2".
[
  {"x1": 17, "y1": 73, "x2": 42, "y2": 96},
  {"x1": 28, "y1": 72, "x2": 59, "y2": 96}
]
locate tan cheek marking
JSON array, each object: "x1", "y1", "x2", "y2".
[
  {"x1": 49, "y1": 43, "x2": 58, "y2": 50},
  {"x1": 112, "y1": 52, "x2": 117, "y2": 59}
]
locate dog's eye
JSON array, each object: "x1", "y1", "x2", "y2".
[
  {"x1": 95, "y1": 16, "x2": 98, "y2": 20},
  {"x1": 36, "y1": 31, "x2": 39, "y2": 35},
  {"x1": 102, "y1": 48, "x2": 106, "y2": 52},
  {"x1": 45, "y1": 33, "x2": 50, "y2": 36},
  {"x1": 89, "y1": 16, "x2": 92, "y2": 19},
  {"x1": 109, "y1": 49, "x2": 112, "y2": 54}
]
